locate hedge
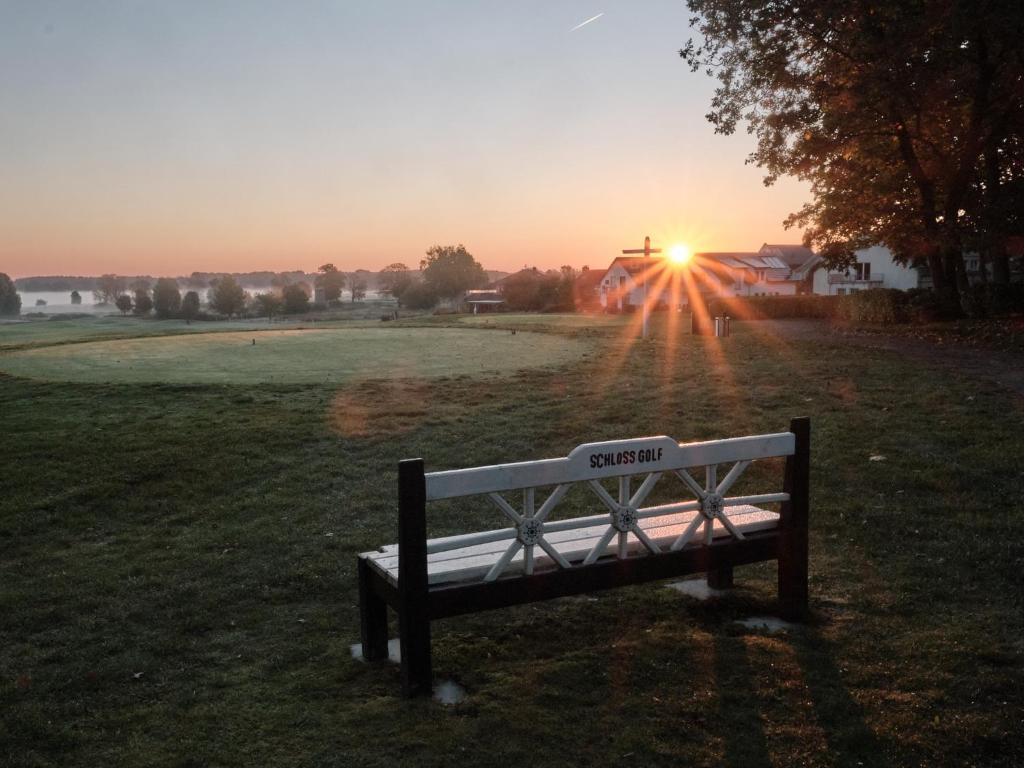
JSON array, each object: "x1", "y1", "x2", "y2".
[{"x1": 707, "y1": 294, "x2": 839, "y2": 320}]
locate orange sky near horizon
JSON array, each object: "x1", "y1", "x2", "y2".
[{"x1": 0, "y1": 2, "x2": 811, "y2": 279}]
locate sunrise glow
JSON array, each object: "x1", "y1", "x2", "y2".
[{"x1": 669, "y1": 244, "x2": 692, "y2": 265}]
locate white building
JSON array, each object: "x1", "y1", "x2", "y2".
[{"x1": 809, "y1": 246, "x2": 921, "y2": 295}]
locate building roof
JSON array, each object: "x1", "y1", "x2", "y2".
[
  {"x1": 605, "y1": 256, "x2": 662, "y2": 277},
  {"x1": 600, "y1": 246, "x2": 818, "y2": 287},
  {"x1": 759, "y1": 243, "x2": 818, "y2": 270},
  {"x1": 490, "y1": 268, "x2": 542, "y2": 288},
  {"x1": 464, "y1": 289, "x2": 504, "y2": 304}
]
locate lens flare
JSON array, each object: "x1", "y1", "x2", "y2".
[{"x1": 669, "y1": 244, "x2": 692, "y2": 265}]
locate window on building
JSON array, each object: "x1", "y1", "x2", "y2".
[{"x1": 853, "y1": 262, "x2": 871, "y2": 280}]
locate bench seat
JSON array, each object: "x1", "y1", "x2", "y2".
[{"x1": 361, "y1": 504, "x2": 779, "y2": 587}]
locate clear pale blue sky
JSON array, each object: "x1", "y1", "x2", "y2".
[{"x1": 0, "y1": 0, "x2": 809, "y2": 276}]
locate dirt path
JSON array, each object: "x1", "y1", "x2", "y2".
[{"x1": 769, "y1": 319, "x2": 1024, "y2": 397}]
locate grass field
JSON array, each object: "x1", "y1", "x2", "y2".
[
  {"x1": 0, "y1": 327, "x2": 590, "y2": 384},
  {"x1": 1, "y1": 312, "x2": 1022, "y2": 767}
]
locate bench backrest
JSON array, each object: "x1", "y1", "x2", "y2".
[{"x1": 424, "y1": 432, "x2": 795, "y2": 501}]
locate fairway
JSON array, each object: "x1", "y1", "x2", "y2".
[{"x1": 0, "y1": 326, "x2": 590, "y2": 384}]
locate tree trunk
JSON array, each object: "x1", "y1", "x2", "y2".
[
  {"x1": 926, "y1": 249, "x2": 947, "y2": 294},
  {"x1": 990, "y1": 243, "x2": 1010, "y2": 285}
]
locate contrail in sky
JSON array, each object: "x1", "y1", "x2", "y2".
[{"x1": 569, "y1": 12, "x2": 604, "y2": 32}]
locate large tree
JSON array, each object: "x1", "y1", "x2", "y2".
[
  {"x1": 281, "y1": 283, "x2": 311, "y2": 314},
  {"x1": 152, "y1": 278, "x2": 182, "y2": 318},
  {"x1": 379, "y1": 262, "x2": 413, "y2": 299},
  {"x1": 420, "y1": 244, "x2": 487, "y2": 303},
  {"x1": 254, "y1": 292, "x2": 283, "y2": 319},
  {"x1": 681, "y1": 0, "x2": 1024, "y2": 304},
  {"x1": 316, "y1": 263, "x2": 346, "y2": 302},
  {"x1": 181, "y1": 291, "x2": 201, "y2": 321},
  {"x1": 348, "y1": 272, "x2": 367, "y2": 302},
  {"x1": 208, "y1": 275, "x2": 247, "y2": 318},
  {"x1": 132, "y1": 289, "x2": 153, "y2": 316},
  {"x1": 0, "y1": 273, "x2": 21, "y2": 316},
  {"x1": 93, "y1": 274, "x2": 125, "y2": 305}
]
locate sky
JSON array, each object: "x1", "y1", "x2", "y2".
[{"x1": 0, "y1": 1, "x2": 810, "y2": 277}]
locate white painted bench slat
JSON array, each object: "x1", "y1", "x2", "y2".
[
  {"x1": 362, "y1": 504, "x2": 780, "y2": 586},
  {"x1": 424, "y1": 432, "x2": 795, "y2": 501}
]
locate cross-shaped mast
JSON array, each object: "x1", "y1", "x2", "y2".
[
  {"x1": 621, "y1": 235, "x2": 662, "y2": 338},
  {"x1": 621, "y1": 235, "x2": 662, "y2": 258}
]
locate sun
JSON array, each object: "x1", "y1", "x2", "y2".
[{"x1": 669, "y1": 243, "x2": 692, "y2": 265}]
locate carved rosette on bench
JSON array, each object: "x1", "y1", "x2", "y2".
[{"x1": 357, "y1": 418, "x2": 811, "y2": 697}]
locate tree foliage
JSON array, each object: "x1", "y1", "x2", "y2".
[
  {"x1": 420, "y1": 244, "x2": 487, "y2": 301},
  {"x1": 254, "y1": 292, "x2": 283, "y2": 319},
  {"x1": 397, "y1": 281, "x2": 438, "y2": 310},
  {"x1": 681, "y1": 0, "x2": 1024, "y2": 303},
  {"x1": 181, "y1": 291, "x2": 201, "y2": 321},
  {"x1": 208, "y1": 275, "x2": 247, "y2": 317},
  {"x1": 132, "y1": 289, "x2": 153, "y2": 316},
  {"x1": 500, "y1": 267, "x2": 576, "y2": 312},
  {"x1": 348, "y1": 273, "x2": 367, "y2": 302},
  {"x1": 379, "y1": 262, "x2": 413, "y2": 299},
  {"x1": 115, "y1": 294, "x2": 133, "y2": 316},
  {"x1": 281, "y1": 283, "x2": 311, "y2": 314},
  {"x1": 0, "y1": 273, "x2": 21, "y2": 316},
  {"x1": 93, "y1": 274, "x2": 125, "y2": 305},
  {"x1": 316, "y1": 263, "x2": 346, "y2": 302},
  {"x1": 152, "y1": 278, "x2": 182, "y2": 318},
  {"x1": 70, "y1": 290, "x2": 82, "y2": 305}
]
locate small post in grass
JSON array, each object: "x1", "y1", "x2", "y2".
[
  {"x1": 778, "y1": 416, "x2": 810, "y2": 621},
  {"x1": 397, "y1": 458, "x2": 432, "y2": 696}
]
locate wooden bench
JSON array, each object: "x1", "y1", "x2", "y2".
[{"x1": 358, "y1": 417, "x2": 810, "y2": 696}]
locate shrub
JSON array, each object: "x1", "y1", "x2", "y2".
[
  {"x1": 835, "y1": 289, "x2": 908, "y2": 324},
  {"x1": 398, "y1": 282, "x2": 438, "y2": 310}
]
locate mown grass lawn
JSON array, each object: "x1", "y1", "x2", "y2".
[{"x1": 1, "y1": 313, "x2": 1021, "y2": 767}]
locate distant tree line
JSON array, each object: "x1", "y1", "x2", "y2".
[{"x1": 7, "y1": 249, "x2": 594, "y2": 320}]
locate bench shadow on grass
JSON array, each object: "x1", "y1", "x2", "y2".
[
  {"x1": 789, "y1": 626, "x2": 891, "y2": 768},
  {"x1": 693, "y1": 592, "x2": 890, "y2": 768},
  {"x1": 712, "y1": 632, "x2": 772, "y2": 768}
]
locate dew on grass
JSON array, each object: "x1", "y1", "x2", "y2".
[
  {"x1": 350, "y1": 638, "x2": 401, "y2": 663},
  {"x1": 734, "y1": 616, "x2": 796, "y2": 633},
  {"x1": 433, "y1": 680, "x2": 467, "y2": 706},
  {"x1": 666, "y1": 579, "x2": 728, "y2": 600}
]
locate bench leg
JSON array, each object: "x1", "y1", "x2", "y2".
[
  {"x1": 358, "y1": 558, "x2": 389, "y2": 662},
  {"x1": 398, "y1": 458, "x2": 432, "y2": 697},
  {"x1": 398, "y1": 603, "x2": 432, "y2": 697},
  {"x1": 778, "y1": 548, "x2": 808, "y2": 621},
  {"x1": 707, "y1": 567, "x2": 733, "y2": 590},
  {"x1": 778, "y1": 417, "x2": 810, "y2": 621}
]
